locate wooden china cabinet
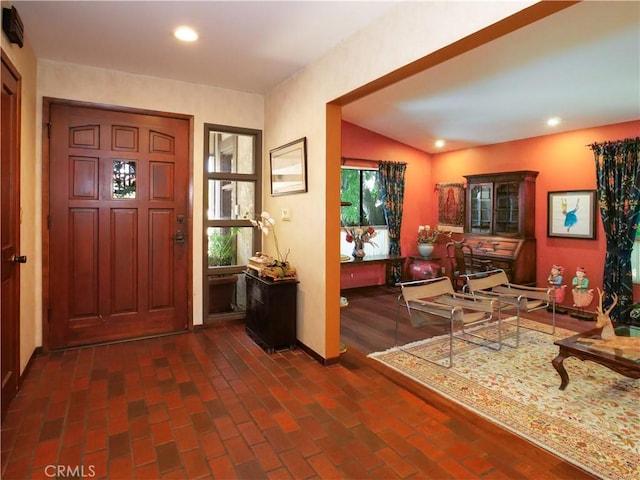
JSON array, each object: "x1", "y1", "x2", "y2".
[{"x1": 463, "y1": 171, "x2": 538, "y2": 284}]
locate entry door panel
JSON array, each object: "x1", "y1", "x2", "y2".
[
  {"x1": 49, "y1": 105, "x2": 189, "y2": 349},
  {"x1": 1, "y1": 54, "x2": 21, "y2": 420}
]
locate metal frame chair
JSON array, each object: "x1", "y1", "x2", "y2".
[
  {"x1": 464, "y1": 269, "x2": 556, "y2": 341},
  {"x1": 396, "y1": 276, "x2": 502, "y2": 368}
]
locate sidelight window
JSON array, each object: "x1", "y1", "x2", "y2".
[{"x1": 204, "y1": 125, "x2": 262, "y2": 320}]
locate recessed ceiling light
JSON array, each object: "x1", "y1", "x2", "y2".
[
  {"x1": 435, "y1": 139, "x2": 445, "y2": 148},
  {"x1": 174, "y1": 26, "x2": 198, "y2": 42},
  {"x1": 547, "y1": 117, "x2": 561, "y2": 127}
]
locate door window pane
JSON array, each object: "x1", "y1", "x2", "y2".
[{"x1": 112, "y1": 161, "x2": 136, "y2": 198}]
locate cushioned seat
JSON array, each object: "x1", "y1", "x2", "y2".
[
  {"x1": 396, "y1": 276, "x2": 503, "y2": 368},
  {"x1": 464, "y1": 269, "x2": 556, "y2": 340}
]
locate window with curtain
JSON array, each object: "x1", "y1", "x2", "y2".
[
  {"x1": 340, "y1": 167, "x2": 386, "y2": 226},
  {"x1": 340, "y1": 167, "x2": 387, "y2": 256}
]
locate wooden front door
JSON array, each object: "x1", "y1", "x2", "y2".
[
  {"x1": 47, "y1": 103, "x2": 190, "y2": 349},
  {"x1": 1, "y1": 53, "x2": 22, "y2": 420}
]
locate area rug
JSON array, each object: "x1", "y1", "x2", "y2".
[{"x1": 368, "y1": 318, "x2": 640, "y2": 480}]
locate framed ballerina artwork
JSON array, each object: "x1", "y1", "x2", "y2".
[{"x1": 547, "y1": 190, "x2": 597, "y2": 239}]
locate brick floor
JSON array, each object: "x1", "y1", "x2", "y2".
[{"x1": 1, "y1": 321, "x2": 594, "y2": 479}]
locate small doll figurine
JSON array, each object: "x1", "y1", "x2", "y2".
[
  {"x1": 548, "y1": 264, "x2": 566, "y2": 303},
  {"x1": 572, "y1": 266, "x2": 589, "y2": 291},
  {"x1": 572, "y1": 266, "x2": 593, "y2": 308},
  {"x1": 548, "y1": 264, "x2": 564, "y2": 287}
]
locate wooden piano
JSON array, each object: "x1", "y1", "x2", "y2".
[{"x1": 464, "y1": 235, "x2": 536, "y2": 285}]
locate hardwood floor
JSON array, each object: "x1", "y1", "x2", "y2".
[{"x1": 340, "y1": 285, "x2": 595, "y2": 355}]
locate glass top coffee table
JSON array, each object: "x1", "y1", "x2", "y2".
[{"x1": 552, "y1": 327, "x2": 640, "y2": 390}]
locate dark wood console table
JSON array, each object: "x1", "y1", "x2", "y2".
[
  {"x1": 245, "y1": 271, "x2": 298, "y2": 353},
  {"x1": 340, "y1": 254, "x2": 406, "y2": 288}
]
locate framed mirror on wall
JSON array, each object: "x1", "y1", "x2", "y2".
[{"x1": 270, "y1": 137, "x2": 307, "y2": 196}]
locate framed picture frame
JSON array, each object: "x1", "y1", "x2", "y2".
[
  {"x1": 437, "y1": 182, "x2": 465, "y2": 233},
  {"x1": 270, "y1": 137, "x2": 307, "y2": 196},
  {"x1": 547, "y1": 190, "x2": 597, "y2": 239}
]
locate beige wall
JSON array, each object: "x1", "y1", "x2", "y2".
[
  {"x1": 5, "y1": 0, "x2": 539, "y2": 369},
  {"x1": 36, "y1": 60, "x2": 265, "y2": 337},
  {"x1": 264, "y1": 1, "x2": 535, "y2": 358},
  {"x1": 2, "y1": 16, "x2": 39, "y2": 373}
]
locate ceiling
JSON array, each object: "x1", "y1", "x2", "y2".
[
  {"x1": 12, "y1": 1, "x2": 398, "y2": 94},
  {"x1": 342, "y1": 1, "x2": 640, "y2": 153},
  {"x1": 11, "y1": 1, "x2": 640, "y2": 154}
]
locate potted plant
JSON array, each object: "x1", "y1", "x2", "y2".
[
  {"x1": 208, "y1": 227, "x2": 240, "y2": 314},
  {"x1": 245, "y1": 211, "x2": 297, "y2": 280},
  {"x1": 208, "y1": 227, "x2": 240, "y2": 266}
]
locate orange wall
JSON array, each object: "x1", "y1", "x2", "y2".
[
  {"x1": 341, "y1": 121, "x2": 432, "y2": 257},
  {"x1": 432, "y1": 120, "x2": 640, "y2": 305},
  {"x1": 343, "y1": 119, "x2": 640, "y2": 305}
]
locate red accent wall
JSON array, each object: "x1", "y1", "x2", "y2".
[{"x1": 343, "y1": 119, "x2": 640, "y2": 304}]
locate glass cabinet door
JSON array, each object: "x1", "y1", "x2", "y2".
[
  {"x1": 469, "y1": 183, "x2": 492, "y2": 234},
  {"x1": 465, "y1": 171, "x2": 537, "y2": 240},
  {"x1": 494, "y1": 182, "x2": 519, "y2": 235}
]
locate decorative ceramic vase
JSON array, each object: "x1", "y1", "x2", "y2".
[
  {"x1": 418, "y1": 243, "x2": 434, "y2": 258},
  {"x1": 352, "y1": 240, "x2": 366, "y2": 260}
]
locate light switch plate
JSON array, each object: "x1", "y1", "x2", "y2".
[{"x1": 281, "y1": 208, "x2": 291, "y2": 221}]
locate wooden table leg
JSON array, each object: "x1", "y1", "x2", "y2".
[{"x1": 552, "y1": 350, "x2": 570, "y2": 390}]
